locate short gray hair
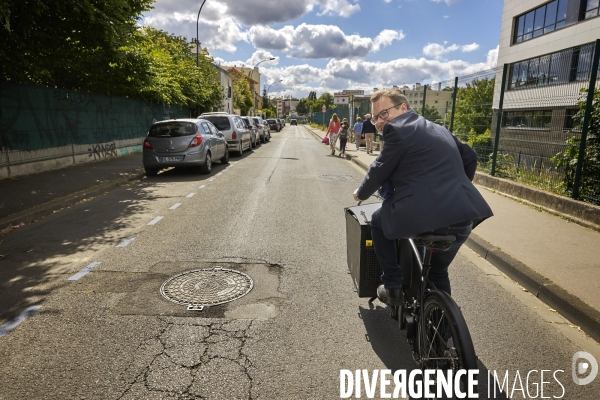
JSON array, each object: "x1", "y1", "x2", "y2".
[{"x1": 370, "y1": 87, "x2": 411, "y2": 110}]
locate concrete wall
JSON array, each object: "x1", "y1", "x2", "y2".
[{"x1": 0, "y1": 137, "x2": 143, "y2": 180}]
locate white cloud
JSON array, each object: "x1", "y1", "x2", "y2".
[
  {"x1": 443, "y1": 15, "x2": 450, "y2": 18},
  {"x1": 461, "y1": 43, "x2": 479, "y2": 52},
  {"x1": 257, "y1": 53, "x2": 500, "y2": 100},
  {"x1": 314, "y1": 0, "x2": 361, "y2": 17},
  {"x1": 249, "y1": 24, "x2": 404, "y2": 59},
  {"x1": 423, "y1": 43, "x2": 459, "y2": 58}
]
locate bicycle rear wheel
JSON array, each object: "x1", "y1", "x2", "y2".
[{"x1": 419, "y1": 290, "x2": 478, "y2": 395}]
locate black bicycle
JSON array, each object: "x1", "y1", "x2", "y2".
[{"x1": 371, "y1": 233, "x2": 478, "y2": 395}]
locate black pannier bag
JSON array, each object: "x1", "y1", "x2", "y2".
[{"x1": 345, "y1": 203, "x2": 422, "y2": 298}]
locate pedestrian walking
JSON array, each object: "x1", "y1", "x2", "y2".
[
  {"x1": 326, "y1": 113, "x2": 341, "y2": 156},
  {"x1": 362, "y1": 113, "x2": 377, "y2": 154},
  {"x1": 353, "y1": 117, "x2": 363, "y2": 151},
  {"x1": 338, "y1": 119, "x2": 350, "y2": 157}
]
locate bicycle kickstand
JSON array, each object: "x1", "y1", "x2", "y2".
[{"x1": 368, "y1": 296, "x2": 377, "y2": 310}]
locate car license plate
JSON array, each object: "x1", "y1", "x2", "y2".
[{"x1": 159, "y1": 156, "x2": 183, "y2": 162}]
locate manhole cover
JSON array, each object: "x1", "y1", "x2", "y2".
[{"x1": 160, "y1": 267, "x2": 253, "y2": 309}]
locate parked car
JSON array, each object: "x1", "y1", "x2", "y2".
[
  {"x1": 276, "y1": 118, "x2": 283, "y2": 131},
  {"x1": 200, "y1": 112, "x2": 251, "y2": 156},
  {"x1": 143, "y1": 118, "x2": 229, "y2": 176},
  {"x1": 290, "y1": 119, "x2": 297, "y2": 126},
  {"x1": 241, "y1": 116, "x2": 260, "y2": 148},
  {"x1": 250, "y1": 116, "x2": 268, "y2": 143},
  {"x1": 260, "y1": 118, "x2": 272, "y2": 140},
  {"x1": 266, "y1": 118, "x2": 280, "y2": 132}
]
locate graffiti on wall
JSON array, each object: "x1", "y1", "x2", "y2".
[{"x1": 88, "y1": 142, "x2": 117, "y2": 160}]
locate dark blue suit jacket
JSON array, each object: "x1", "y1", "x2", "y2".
[{"x1": 356, "y1": 110, "x2": 493, "y2": 239}]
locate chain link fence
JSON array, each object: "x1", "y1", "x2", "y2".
[{"x1": 0, "y1": 82, "x2": 191, "y2": 172}]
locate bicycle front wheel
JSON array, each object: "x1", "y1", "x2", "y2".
[{"x1": 420, "y1": 291, "x2": 478, "y2": 392}]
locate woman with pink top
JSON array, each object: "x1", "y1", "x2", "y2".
[{"x1": 326, "y1": 113, "x2": 341, "y2": 156}]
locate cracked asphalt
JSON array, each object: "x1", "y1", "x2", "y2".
[{"x1": 1, "y1": 126, "x2": 599, "y2": 399}]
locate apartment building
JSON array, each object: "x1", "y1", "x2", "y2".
[
  {"x1": 212, "y1": 64, "x2": 233, "y2": 114},
  {"x1": 494, "y1": 0, "x2": 600, "y2": 164},
  {"x1": 400, "y1": 83, "x2": 454, "y2": 119}
]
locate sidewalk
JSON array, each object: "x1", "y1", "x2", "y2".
[
  {"x1": 0, "y1": 154, "x2": 145, "y2": 234},
  {"x1": 304, "y1": 124, "x2": 600, "y2": 344}
]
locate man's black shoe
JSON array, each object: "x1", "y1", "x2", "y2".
[{"x1": 377, "y1": 284, "x2": 404, "y2": 306}]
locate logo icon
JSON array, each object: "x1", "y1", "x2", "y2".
[{"x1": 572, "y1": 351, "x2": 598, "y2": 385}]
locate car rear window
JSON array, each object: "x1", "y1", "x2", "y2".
[
  {"x1": 148, "y1": 122, "x2": 197, "y2": 137},
  {"x1": 267, "y1": 119, "x2": 276, "y2": 123},
  {"x1": 202, "y1": 116, "x2": 231, "y2": 131}
]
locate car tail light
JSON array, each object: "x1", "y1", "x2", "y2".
[
  {"x1": 143, "y1": 139, "x2": 153, "y2": 150},
  {"x1": 188, "y1": 135, "x2": 203, "y2": 148},
  {"x1": 232, "y1": 131, "x2": 237, "y2": 139}
]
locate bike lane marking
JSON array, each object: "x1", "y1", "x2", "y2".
[
  {"x1": 116, "y1": 235, "x2": 138, "y2": 248},
  {"x1": 199, "y1": 185, "x2": 206, "y2": 189},
  {"x1": 147, "y1": 216, "x2": 164, "y2": 226},
  {"x1": 67, "y1": 261, "x2": 102, "y2": 281},
  {"x1": 186, "y1": 193, "x2": 196, "y2": 198},
  {"x1": 169, "y1": 203, "x2": 182, "y2": 210},
  {"x1": 0, "y1": 306, "x2": 42, "y2": 338}
]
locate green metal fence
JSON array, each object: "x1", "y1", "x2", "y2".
[{"x1": 0, "y1": 82, "x2": 191, "y2": 167}]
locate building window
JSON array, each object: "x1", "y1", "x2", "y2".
[
  {"x1": 503, "y1": 110, "x2": 552, "y2": 129},
  {"x1": 513, "y1": 0, "x2": 567, "y2": 44},
  {"x1": 564, "y1": 108, "x2": 581, "y2": 130},
  {"x1": 586, "y1": 0, "x2": 600, "y2": 19},
  {"x1": 434, "y1": 100, "x2": 438, "y2": 103},
  {"x1": 508, "y1": 43, "x2": 598, "y2": 90}
]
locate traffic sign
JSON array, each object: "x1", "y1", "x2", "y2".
[
  {"x1": 334, "y1": 96, "x2": 349, "y2": 105},
  {"x1": 322, "y1": 105, "x2": 326, "y2": 112}
]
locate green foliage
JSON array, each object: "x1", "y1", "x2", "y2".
[
  {"x1": 296, "y1": 98, "x2": 310, "y2": 114},
  {"x1": 453, "y1": 77, "x2": 495, "y2": 137},
  {"x1": 551, "y1": 88, "x2": 600, "y2": 204},
  {"x1": 0, "y1": 1, "x2": 223, "y2": 111},
  {"x1": 415, "y1": 104, "x2": 442, "y2": 121},
  {"x1": 318, "y1": 93, "x2": 334, "y2": 108},
  {"x1": 233, "y1": 78, "x2": 253, "y2": 116}
]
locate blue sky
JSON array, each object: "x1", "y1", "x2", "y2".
[{"x1": 143, "y1": 0, "x2": 504, "y2": 98}]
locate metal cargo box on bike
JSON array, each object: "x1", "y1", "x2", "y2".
[{"x1": 345, "y1": 203, "x2": 388, "y2": 297}]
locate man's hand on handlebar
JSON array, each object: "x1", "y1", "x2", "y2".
[{"x1": 353, "y1": 188, "x2": 361, "y2": 202}]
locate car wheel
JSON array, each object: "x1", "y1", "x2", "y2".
[
  {"x1": 145, "y1": 167, "x2": 158, "y2": 176},
  {"x1": 220, "y1": 147, "x2": 229, "y2": 164},
  {"x1": 200, "y1": 152, "x2": 212, "y2": 174}
]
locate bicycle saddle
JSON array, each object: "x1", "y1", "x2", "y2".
[{"x1": 411, "y1": 234, "x2": 456, "y2": 251}]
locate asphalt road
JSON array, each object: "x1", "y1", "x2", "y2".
[{"x1": 0, "y1": 125, "x2": 599, "y2": 399}]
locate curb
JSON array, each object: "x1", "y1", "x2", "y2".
[
  {"x1": 0, "y1": 171, "x2": 146, "y2": 235},
  {"x1": 304, "y1": 124, "x2": 600, "y2": 343},
  {"x1": 466, "y1": 234, "x2": 600, "y2": 344}
]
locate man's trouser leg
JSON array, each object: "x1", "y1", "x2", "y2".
[
  {"x1": 370, "y1": 207, "x2": 402, "y2": 289},
  {"x1": 427, "y1": 221, "x2": 473, "y2": 295},
  {"x1": 366, "y1": 133, "x2": 374, "y2": 153}
]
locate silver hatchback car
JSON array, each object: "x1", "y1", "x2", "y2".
[{"x1": 143, "y1": 119, "x2": 229, "y2": 176}]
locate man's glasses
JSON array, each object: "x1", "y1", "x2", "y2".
[{"x1": 372, "y1": 104, "x2": 402, "y2": 123}]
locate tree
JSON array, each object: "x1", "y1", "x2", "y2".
[
  {"x1": 415, "y1": 104, "x2": 442, "y2": 122},
  {"x1": 296, "y1": 98, "x2": 310, "y2": 114},
  {"x1": 453, "y1": 77, "x2": 495, "y2": 139},
  {"x1": 551, "y1": 88, "x2": 600, "y2": 205},
  {"x1": 318, "y1": 93, "x2": 334, "y2": 109},
  {"x1": 233, "y1": 78, "x2": 254, "y2": 116},
  {"x1": 308, "y1": 91, "x2": 317, "y2": 102}
]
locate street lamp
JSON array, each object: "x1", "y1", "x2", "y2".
[
  {"x1": 196, "y1": 0, "x2": 207, "y2": 68},
  {"x1": 267, "y1": 79, "x2": 282, "y2": 94},
  {"x1": 248, "y1": 58, "x2": 275, "y2": 116}
]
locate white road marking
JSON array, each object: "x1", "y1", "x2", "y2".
[
  {"x1": 116, "y1": 235, "x2": 138, "y2": 248},
  {"x1": 186, "y1": 192, "x2": 195, "y2": 198},
  {"x1": 0, "y1": 306, "x2": 42, "y2": 338},
  {"x1": 208, "y1": 178, "x2": 215, "y2": 182},
  {"x1": 216, "y1": 172, "x2": 223, "y2": 176},
  {"x1": 199, "y1": 185, "x2": 206, "y2": 189},
  {"x1": 147, "y1": 216, "x2": 164, "y2": 225},
  {"x1": 169, "y1": 203, "x2": 182, "y2": 210},
  {"x1": 67, "y1": 261, "x2": 102, "y2": 281}
]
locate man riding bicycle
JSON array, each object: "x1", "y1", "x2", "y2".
[{"x1": 353, "y1": 88, "x2": 493, "y2": 306}]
